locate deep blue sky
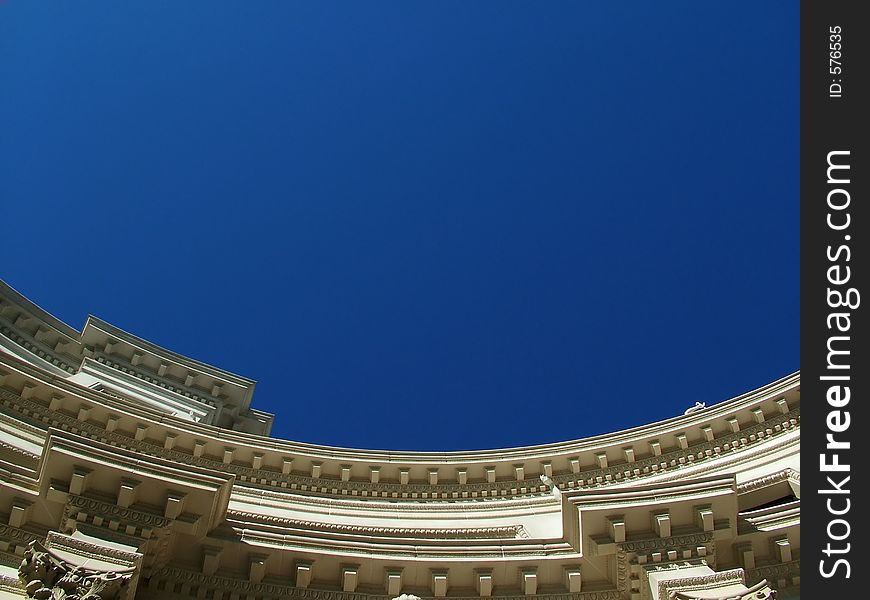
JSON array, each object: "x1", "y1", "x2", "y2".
[{"x1": 1, "y1": 2, "x2": 798, "y2": 451}]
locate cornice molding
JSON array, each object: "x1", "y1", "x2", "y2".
[
  {"x1": 45, "y1": 530, "x2": 141, "y2": 565},
  {"x1": 225, "y1": 511, "x2": 527, "y2": 539},
  {"x1": 553, "y1": 412, "x2": 799, "y2": 491},
  {"x1": 0, "y1": 384, "x2": 800, "y2": 503},
  {"x1": 0, "y1": 437, "x2": 39, "y2": 461},
  {"x1": 0, "y1": 324, "x2": 78, "y2": 375},
  {"x1": 217, "y1": 525, "x2": 575, "y2": 559},
  {"x1": 89, "y1": 353, "x2": 218, "y2": 409},
  {"x1": 736, "y1": 468, "x2": 800, "y2": 494}
]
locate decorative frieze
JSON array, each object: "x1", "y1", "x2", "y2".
[
  {"x1": 745, "y1": 559, "x2": 801, "y2": 590},
  {"x1": 148, "y1": 565, "x2": 623, "y2": 600},
  {"x1": 0, "y1": 522, "x2": 42, "y2": 556},
  {"x1": 63, "y1": 494, "x2": 171, "y2": 538},
  {"x1": 619, "y1": 531, "x2": 714, "y2": 554}
]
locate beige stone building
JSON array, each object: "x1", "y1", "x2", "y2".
[{"x1": 0, "y1": 280, "x2": 799, "y2": 599}]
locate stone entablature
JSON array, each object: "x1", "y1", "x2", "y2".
[
  {"x1": 0, "y1": 354, "x2": 799, "y2": 502},
  {"x1": 0, "y1": 281, "x2": 800, "y2": 599}
]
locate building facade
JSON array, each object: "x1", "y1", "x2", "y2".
[{"x1": 0, "y1": 280, "x2": 799, "y2": 600}]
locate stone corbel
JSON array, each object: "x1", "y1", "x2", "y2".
[{"x1": 385, "y1": 567, "x2": 403, "y2": 596}]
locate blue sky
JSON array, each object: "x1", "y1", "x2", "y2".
[{"x1": 0, "y1": 2, "x2": 798, "y2": 451}]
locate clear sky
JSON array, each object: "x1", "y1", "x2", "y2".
[{"x1": 1, "y1": 2, "x2": 798, "y2": 451}]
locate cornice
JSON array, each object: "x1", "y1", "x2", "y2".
[
  {"x1": 551, "y1": 411, "x2": 799, "y2": 491},
  {"x1": 0, "y1": 324, "x2": 78, "y2": 375},
  {"x1": 83, "y1": 316, "x2": 256, "y2": 389},
  {"x1": 625, "y1": 431, "x2": 800, "y2": 492},
  {"x1": 0, "y1": 381, "x2": 800, "y2": 502},
  {"x1": 565, "y1": 474, "x2": 736, "y2": 510},
  {"x1": 0, "y1": 281, "x2": 80, "y2": 339},
  {"x1": 44, "y1": 530, "x2": 141, "y2": 565},
  {"x1": 0, "y1": 280, "x2": 264, "y2": 422},
  {"x1": 223, "y1": 529, "x2": 576, "y2": 559},
  {"x1": 738, "y1": 500, "x2": 800, "y2": 533},
  {"x1": 232, "y1": 485, "x2": 560, "y2": 512},
  {"x1": 87, "y1": 353, "x2": 217, "y2": 408},
  {"x1": 172, "y1": 370, "x2": 800, "y2": 463}
]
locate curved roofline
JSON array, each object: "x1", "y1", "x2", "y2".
[
  {"x1": 253, "y1": 371, "x2": 799, "y2": 457},
  {"x1": 164, "y1": 370, "x2": 793, "y2": 459},
  {"x1": 2, "y1": 279, "x2": 798, "y2": 461},
  {"x1": 0, "y1": 346, "x2": 799, "y2": 467},
  {"x1": 0, "y1": 279, "x2": 81, "y2": 339},
  {"x1": 83, "y1": 315, "x2": 257, "y2": 387}
]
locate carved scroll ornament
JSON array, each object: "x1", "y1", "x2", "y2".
[{"x1": 18, "y1": 540, "x2": 133, "y2": 600}]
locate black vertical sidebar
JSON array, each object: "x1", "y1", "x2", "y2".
[{"x1": 801, "y1": 0, "x2": 868, "y2": 597}]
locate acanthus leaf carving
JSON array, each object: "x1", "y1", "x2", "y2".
[{"x1": 18, "y1": 540, "x2": 134, "y2": 600}]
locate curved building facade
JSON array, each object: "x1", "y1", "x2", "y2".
[{"x1": 0, "y1": 280, "x2": 799, "y2": 600}]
